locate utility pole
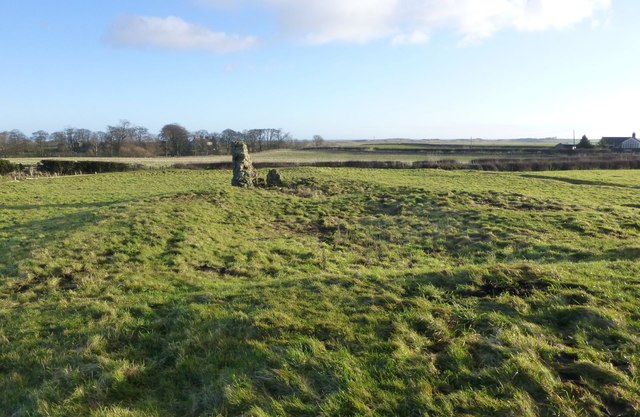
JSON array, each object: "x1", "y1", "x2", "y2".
[{"x1": 573, "y1": 130, "x2": 576, "y2": 146}]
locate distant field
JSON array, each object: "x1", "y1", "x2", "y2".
[
  {"x1": 8, "y1": 142, "x2": 568, "y2": 168},
  {"x1": 1, "y1": 168, "x2": 639, "y2": 416},
  {"x1": 333, "y1": 139, "x2": 561, "y2": 148},
  {"x1": 5, "y1": 139, "x2": 568, "y2": 169},
  {"x1": 8, "y1": 149, "x2": 521, "y2": 168}
]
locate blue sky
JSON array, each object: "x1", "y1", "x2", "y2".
[{"x1": 1, "y1": 0, "x2": 637, "y2": 139}]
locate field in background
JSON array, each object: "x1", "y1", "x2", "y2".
[
  {"x1": 1, "y1": 168, "x2": 639, "y2": 416},
  {"x1": 7, "y1": 140, "x2": 565, "y2": 168},
  {"x1": 8, "y1": 149, "x2": 517, "y2": 168},
  {"x1": 331, "y1": 138, "x2": 562, "y2": 148}
]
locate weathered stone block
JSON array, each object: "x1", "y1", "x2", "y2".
[
  {"x1": 231, "y1": 141, "x2": 257, "y2": 187},
  {"x1": 266, "y1": 169, "x2": 283, "y2": 187}
]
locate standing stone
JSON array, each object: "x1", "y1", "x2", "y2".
[
  {"x1": 266, "y1": 169, "x2": 283, "y2": 187},
  {"x1": 231, "y1": 141, "x2": 257, "y2": 187}
]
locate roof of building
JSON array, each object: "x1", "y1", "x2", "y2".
[
  {"x1": 601, "y1": 137, "x2": 636, "y2": 146},
  {"x1": 554, "y1": 143, "x2": 576, "y2": 150}
]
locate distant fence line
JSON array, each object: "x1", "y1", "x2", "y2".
[
  {"x1": 174, "y1": 155, "x2": 640, "y2": 172},
  {"x1": 303, "y1": 145, "x2": 565, "y2": 154},
  {"x1": 4, "y1": 154, "x2": 640, "y2": 177}
]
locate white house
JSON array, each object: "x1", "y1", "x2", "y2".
[{"x1": 601, "y1": 133, "x2": 640, "y2": 150}]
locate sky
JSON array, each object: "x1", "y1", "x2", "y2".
[{"x1": 1, "y1": 0, "x2": 638, "y2": 140}]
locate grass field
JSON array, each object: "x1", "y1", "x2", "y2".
[
  {"x1": 1, "y1": 168, "x2": 639, "y2": 416},
  {"x1": 7, "y1": 148, "x2": 531, "y2": 168}
]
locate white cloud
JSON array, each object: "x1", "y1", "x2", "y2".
[
  {"x1": 105, "y1": 15, "x2": 258, "y2": 53},
  {"x1": 392, "y1": 30, "x2": 430, "y2": 45},
  {"x1": 211, "y1": 0, "x2": 611, "y2": 45},
  {"x1": 264, "y1": 0, "x2": 399, "y2": 44}
]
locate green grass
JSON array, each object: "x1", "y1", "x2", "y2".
[{"x1": 1, "y1": 168, "x2": 639, "y2": 416}]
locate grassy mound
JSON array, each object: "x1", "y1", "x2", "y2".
[{"x1": 1, "y1": 168, "x2": 639, "y2": 416}]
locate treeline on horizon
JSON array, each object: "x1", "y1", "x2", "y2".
[{"x1": 0, "y1": 121, "x2": 322, "y2": 158}]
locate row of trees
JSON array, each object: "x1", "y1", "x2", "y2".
[{"x1": 0, "y1": 121, "x2": 322, "y2": 157}]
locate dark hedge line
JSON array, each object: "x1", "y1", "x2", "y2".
[
  {"x1": 37, "y1": 160, "x2": 142, "y2": 175},
  {"x1": 464, "y1": 156, "x2": 640, "y2": 171},
  {"x1": 0, "y1": 159, "x2": 17, "y2": 175},
  {"x1": 173, "y1": 160, "x2": 412, "y2": 170},
  {"x1": 306, "y1": 145, "x2": 610, "y2": 155},
  {"x1": 174, "y1": 155, "x2": 640, "y2": 172}
]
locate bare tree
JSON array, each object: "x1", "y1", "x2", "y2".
[
  {"x1": 89, "y1": 131, "x2": 106, "y2": 156},
  {"x1": 244, "y1": 129, "x2": 261, "y2": 152},
  {"x1": 133, "y1": 126, "x2": 151, "y2": 144},
  {"x1": 219, "y1": 129, "x2": 240, "y2": 154},
  {"x1": 5, "y1": 130, "x2": 30, "y2": 155},
  {"x1": 49, "y1": 131, "x2": 66, "y2": 154},
  {"x1": 260, "y1": 128, "x2": 280, "y2": 151},
  {"x1": 106, "y1": 120, "x2": 135, "y2": 156},
  {"x1": 31, "y1": 130, "x2": 49, "y2": 156},
  {"x1": 241, "y1": 128, "x2": 288, "y2": 152},
  {"x1": 192, "y1": 130, "x2": 213, "y2": 156},
  {"x1": 0, "y1": 131, "x2": 8, "y2": 157},
  {"x1": 160, "y1": 123, "x2": 190, "y2": 156},
  {"x1": 74, "y1": 129, "x2": 93, "y2": 153},
  {"x1": 0, "y1": 122, "x2": 297, "y2": 157},
  {"x1": 7, "y1": 130, "x2": 27, "y2": 143}
]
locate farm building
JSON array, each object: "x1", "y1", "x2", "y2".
[
  {"x1": 553, "y1": 143, "x2": 577, "y2": 151},
  {"x1": 600, "y1": 133, "x2": 640, "y2": 150}
]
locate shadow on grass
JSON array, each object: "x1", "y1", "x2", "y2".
[
  {"x1": 5, "y1": 264, "x2": 639, "y2": 416},
  {"x1": 104, "y1": 301, "x2": 271, "y2": 416},
  {"x1": 0, "y1": 198, "x2": 141, "y2": 276},
  {"x1": 1, "y1": 296, "x2": 274, "y2": 417},
  {"x1": 0, "y1": 201, "x2": 133, "y2": 211},
  {"x1": 398, "y1": 268, "x2": 639, "y2": 416},
  {"x1": 520, "y1": 174, "x2": 640, "y2": 189},
  {"x1": 0, "y1": 211, "x2": 99, "y2": 276}
]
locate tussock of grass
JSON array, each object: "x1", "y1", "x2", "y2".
[{"x1": 1, "y1": 168, "x2": 640, "y2": 416}]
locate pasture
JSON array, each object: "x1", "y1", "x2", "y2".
[
  {"x1": 1, "y1": 168, "x2": 639, "y2": 416},
  {"x1": 6, "y1": 150, "x2": 446, "y2": 168},
  {"x1": 7, "y1": 147, "x2": 536, "y2": 168}
]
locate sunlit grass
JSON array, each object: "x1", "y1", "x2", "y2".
[{"x1": 1, "y1": 168, "x2": 639, "y2": 416}]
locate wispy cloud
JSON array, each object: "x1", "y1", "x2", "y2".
[
  {"x1": 265, "y1": 0, "x2": 398, "y2": 44},
  {"x1": 392, "y1": 31, "x2": 430, "y2": 46},
  {"x1": 105, "y1": 15, "x2": 258, "y2": 53},
  {"x1": 199, "y1": 0, "x2": 612, "y2": 45},
  {"x1": 437, "y1": 0, "x2": 614, "y2": 44}
]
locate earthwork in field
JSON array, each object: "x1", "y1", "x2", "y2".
[{"x1": 1, "y1": 167, "x2": 639, "y2": 416}]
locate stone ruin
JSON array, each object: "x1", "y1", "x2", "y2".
[
  {"x1": 230, "y1": 142, "x2": 284, "y2": 188},
  {"x1": 266, "y1": 169, "x2": 283, "y2": 187},
  {"x1": 231, "y1": 141, "x2": 257, "y2": 187}
]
